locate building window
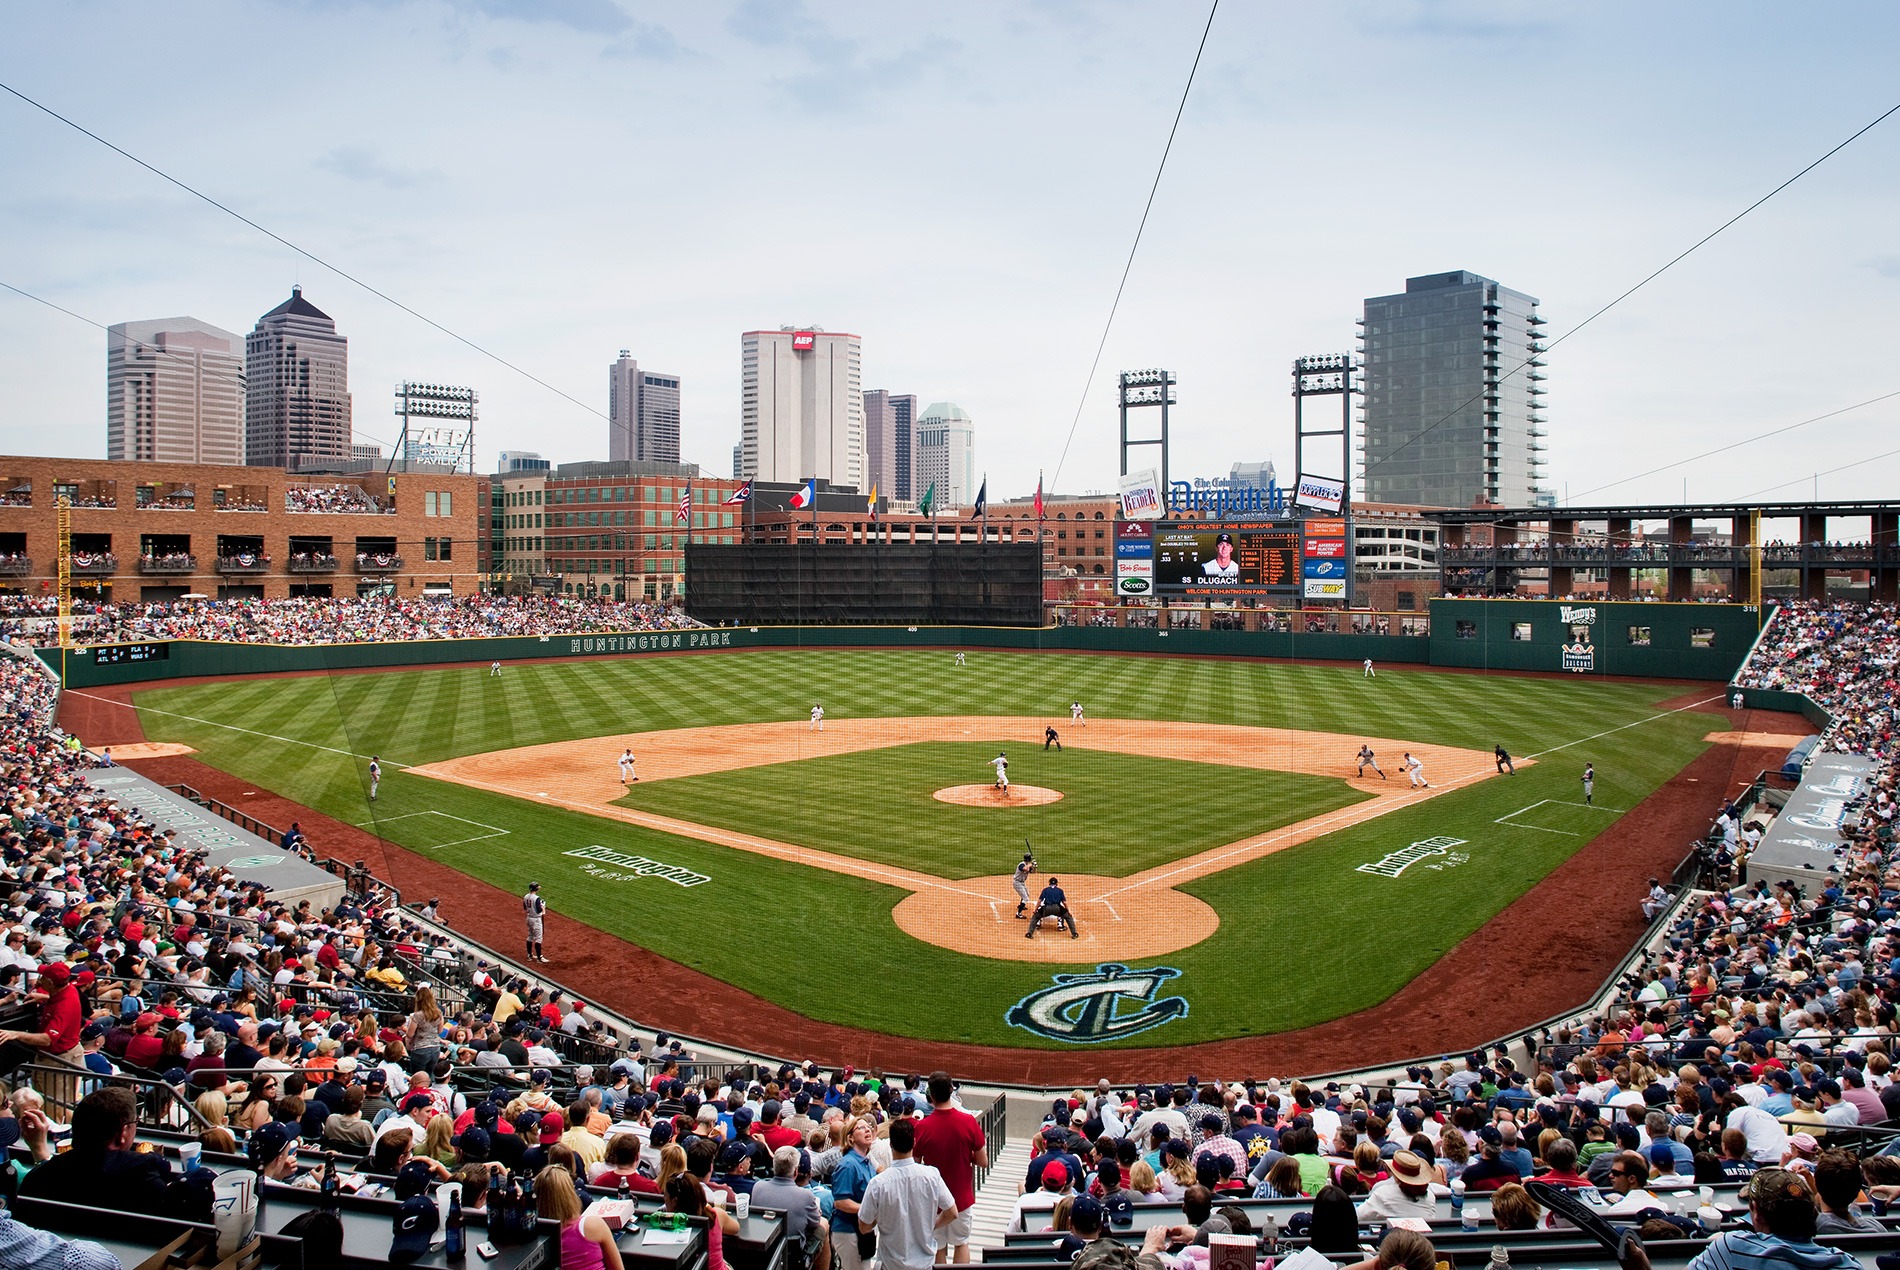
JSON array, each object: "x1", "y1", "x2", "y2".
[
  {"x1": 1690, "y1": 627, "x2": 1715, "y2": 649},
  {"x1": 424, "y1": 492, "x2": 437, "y2": 517},
  {"x1": 1628, "y1": 625, "x2": 1651, "y2": 646},
  {"x1": 424, "y1": 537, "x2": 438, "y2": 561}
]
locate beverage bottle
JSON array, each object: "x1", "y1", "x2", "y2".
[
  {"x1": 1488, "y1": 1247, "x2": 1510, "y2": 1270},
  {"x1": 445, "y1": 1191, "x2": 467, "y2": 1260},
  {"x1": 320, "y1": 1152, "x2": 340, "y2": 1212},
  {"x1": 619, "y1": 1175, "x2": 633, "y2": 1202}
]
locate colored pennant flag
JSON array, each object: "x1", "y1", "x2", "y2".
[
  {"x1": 971, "y1": 477, "x2": 987, "y2": 518},
  {"x1": 1034, "y1": 472, "x2": 1045, "y2": 521},
  {"x1": 919, "y1": 482, "x2": 936, "y2": 519},
  {"x1": 866, "y1": 484, "x2": 878, "y2": 522}
]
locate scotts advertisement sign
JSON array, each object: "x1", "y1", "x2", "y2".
[
  {"x1": 1115, "y1": 520, "x2": 1154, "y2": 595},
  {"x1": 791, "y1": 331, "x2": 816, "y2": 351}
]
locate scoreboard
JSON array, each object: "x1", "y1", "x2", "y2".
[
  {"x1": 92, "y1": 642, "x2": 170, "y2": 665},
  {"x1": 1148, "y1": 520, "x2": 1302, "y2": 598}
]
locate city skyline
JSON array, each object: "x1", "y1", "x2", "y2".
[{"x1": 3, "y1": 4, "x2": 1898, "y2": 504}]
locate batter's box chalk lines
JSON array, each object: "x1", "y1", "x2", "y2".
[
  {"x1": 1493, "y1": 799, "x2": 1623, "y2": 836},
  {"x1": 354, "y1": 810, "x2": 512, "y2": 850}
]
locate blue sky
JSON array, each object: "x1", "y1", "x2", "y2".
[{"x1": 2, "y1": 0, "x2": 1897, "y2": 506}]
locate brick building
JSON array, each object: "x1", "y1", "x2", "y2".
[
  {"x1": 489, "y1": 461, "x2": 746, "y2": 600},
  {"x1": 0, "y1": 455, "x2": 480, "y2": 601}
]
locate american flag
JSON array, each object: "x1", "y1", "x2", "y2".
[{"x1": 676, "y1": 483, "x2": 691, "y2": 525}]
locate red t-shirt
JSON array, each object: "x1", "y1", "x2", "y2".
[
  {"x1": 757, "y1": 1124, "x2": 803, "y2": 1153},
  {"x1": 124, "y1": 1033, "x2": 166, "y2": 1070},
  {"x1": 912, "y1": 1108, "x2": 986, "y2": 1211},
  {"x1": 37, "y1": 987, "x2": 82, "y2": 1055}
]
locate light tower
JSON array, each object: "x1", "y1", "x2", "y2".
[{"x1": 1118, "y1": 369, "x2": 1176, "y2": 494}]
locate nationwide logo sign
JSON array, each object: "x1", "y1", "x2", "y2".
[
  {"x1": 1356, "y1": 836, "x2": 1469, "y2": 878},
  {"x1": 1007, "y1": 963, "x2": 1188, "y2": 1043}
]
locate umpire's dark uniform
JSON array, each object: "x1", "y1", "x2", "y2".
[{"x1": 1026, "y1": 879, "x2": 1078, "y2": 939}]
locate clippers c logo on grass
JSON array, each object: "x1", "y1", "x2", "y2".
[{"x1": 1007, "y1": 963, "x2": 1188, "y2": 1044}]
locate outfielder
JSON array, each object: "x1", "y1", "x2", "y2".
[
  {"x1": 490, "y1": 660, "x2": 502, "y2": 677},
  {"x1": 618, "y1": 748, "x2": 637, "y2": 784},
  {"x1": 1354, "y1": 745, "x2": 1385, "y2": 780},
  {"x1": 955, "y1": 651, "x2": 965, "y2": 666},
  {"x1": 368, "y1": 756, "x2": 382, "y2": 801},
  {"x1": 1582, "y1": 762, "x2": 1595, "y2": 805},
  {"x1": 1012, "y1": 846, "x2": 1037, "y2": 919},
  {"x1": 991, "y1": 751, "x2": 1009, "y2": 791},
  {"x1": 810, "y1": 703, "x2": 825, "y2": 732},
  {"x1": 1403, "y1": 752, "x2": 1430, "y2": 789},
  {"x1": 1026, "y1": 877, "x2": 1079, "y2": 940},
  {"x1": 1363, "y1": 658, "x2": 1375, "y2": 678},
  {"x1": 523, "y1": 881, "x2": 548, "y2": 963}
]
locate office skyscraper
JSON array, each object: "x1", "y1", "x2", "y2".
[
  {"x1": 862, "y1": 390, "x2": 919, "y2": 500},
  {"x1": 1359, "y1": 270, "x2": 1547, "y2": 507},
  {"x1": 913, "y1": 402, "x2": 976, "y2": 509},
  {"x1": 245, "y1": 286, "x2": 352, "y2": 468},
  {"x1": 739, "y1": 327, "x2": 862, "y2": 488},
  {"x1": 608, "y1": 351, "x2": 681, "y2": 463},
  {"x1": 106, "y1": 317, "x2": 245, "y2": 465}
]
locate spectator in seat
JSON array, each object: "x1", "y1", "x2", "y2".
[{"x1": 20, "y1": 1087, "x2": 209, "y2": 1220}]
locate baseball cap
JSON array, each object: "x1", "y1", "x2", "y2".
[
  {"x1": 1070, "y1": 1196, "x2": 1105, "y2": 1233},
  {"x1": 1647, "y1": 1142, "x2": 1675, "y2": 1166},
  {"x1": 1042, "y1": 1162, "x2": 1068, "y2": 1187},
  {"x1": 1105, "y1": 1193, "x2": 1134, "y2": 1228},
  {"x1": 401, "y1": 1093, "x2": 433, "y2": 1114},
  {"x1": 390, "y1": 1192, "x2": 439, "y2": 1261},
  {"x1": 394, "y1": 1159, "x2": 437, "y2": 1200},
  {"x1": 454, "y1": 1127, "x2": 492, "y2": 1160},
  {"x1": 1477, "y1": 1125, "x2": 1503, "y2": 1148},
  {"x1": 248, "y1": 1121, "x2": 297, "y2": 1167},
  {"x1": 539, "y1": 1111, "x2": 564, "y2": 1144},
  {"x1": 719, "y1": 1139, "x2": 753, "y2": 1170}
]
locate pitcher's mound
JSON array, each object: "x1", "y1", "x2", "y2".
[{"x1": 933, "y1": 784, "x2": 1063, "y2": 807}]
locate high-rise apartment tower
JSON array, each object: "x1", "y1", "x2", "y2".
[
  {"x1": 1359, "y1": 270, "x2": 1547, "y2": 507},
  {"x1": 912, "y1": 402, "x2": 976, "y2": 510}
]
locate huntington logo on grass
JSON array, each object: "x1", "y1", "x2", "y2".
[
  {"x1": 1356, "y1": 836, "x2": 1468, "y2": 878},
  {"x1": 1006, "y1": 963, "x2": 1188, "y2": 1044},
  {"x1": 562, "y1": 846, "x2": 709, "y2": 887}
]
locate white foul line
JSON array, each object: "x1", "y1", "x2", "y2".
[{"x1": 71, "y1": 690, "x2": 413, "y2": 768}]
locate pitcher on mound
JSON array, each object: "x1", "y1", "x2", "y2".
[{"x1": 991, "y1": 750, "x2": 1009, "y2": 795}]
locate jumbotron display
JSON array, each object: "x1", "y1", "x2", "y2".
[{"x1": 1150, "y1": 520, "x2": 1301, "y2": 597}]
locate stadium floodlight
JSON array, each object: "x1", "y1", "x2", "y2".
[{"x1": 1119, "y1": 368, "x2": 1178, "y2": 493}]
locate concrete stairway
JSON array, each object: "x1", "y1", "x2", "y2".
[{"x1": 970, "y1": 1137, "x2": 1033, "y2": 1259}]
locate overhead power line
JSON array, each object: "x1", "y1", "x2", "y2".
[
  {"x1": 1050, "y1": 0, "x2": 1219, "y2": 490},
  {"x1": 0, "y1": 79, "x2": 609, "y2": 425},
  {"x1": 1568, "y1": 388, "x2": 1900, "y2": 502},
  {"x1": 0, "y1": 276, "x2": 409, "y2": 458},
  {"x1": 1363, "y1": 95, "x2": 1900, "y2": 490}
]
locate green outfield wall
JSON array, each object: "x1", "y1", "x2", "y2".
[
  {"x1": 1426, "y1": 599, "x2": 1759, "y2": 681},
  {"x1": 41, "y1": 597, "x2": 1762, "y2": 690}
]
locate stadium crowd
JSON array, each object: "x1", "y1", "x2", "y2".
[
  {"x1": 1736, "y1": 600, "x2": 1898, "y2": 760},
  {"x1": 283, "y1": 484, "x2": 390, "y2": 514},
  {"x1": 0, "y1": 594, "x2": 698, "y2": 647}
]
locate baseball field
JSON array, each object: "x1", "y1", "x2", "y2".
[{"x1": 114, "y1": 648, "x2": 1729, "y2": 1051}]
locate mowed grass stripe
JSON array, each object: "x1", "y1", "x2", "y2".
[{"x1": 131, "y1": 650, "x2": 1720, "y2": 1048}]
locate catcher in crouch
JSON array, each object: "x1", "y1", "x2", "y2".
[{"x1": 1025, "y1": 876, "x2": 1080, "y2": 940}]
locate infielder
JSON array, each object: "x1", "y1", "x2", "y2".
[
  {"x1": 368, "y1": 756, "x2": 382, "y2": 801},
  {"x1": 1495, "y1": 744, "x2": 1515, "y2": 775},
  {"x1": 523, "y1": 881, "x2": 548, "y2": 963},
  {"x1": 618, "y1": 748, "x2": 637, "y2": 784},
  {"x1": 1582, "y1": 763, "x2": 1595, "y2": 805},
  {"x1": 810, "y1": 703, "x2": 825, "y2": 732},
  {"x1": 1403, "y1": 752, "x2": 1430, "y2": 789},
  {"x1": 1012, "y1": 846, "x2": 1037, "y2": 919},
  {"x1": 1363, "y1": 658, "x2": 1375, "y2": 678},
  {"x1": 1354, "y1": 745, "x2": 1386, "y2": 780},
  {"x1": 1025, "y1": 877, "x2": 1079, "y2": 940},
  {"x1": 991, "y1": 751, "x2": 1009, "y2": 791},
  {"x1": 1071, "y1": 701, "x2": 1085, "y2": 726}
]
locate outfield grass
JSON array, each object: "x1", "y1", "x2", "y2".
[
  {"x1": 127, "y1": 649, "x2": 1723, "y2": 1047},
  {"x1": 615, "y1": 741, "x2": 1368, "y2": 879}
]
